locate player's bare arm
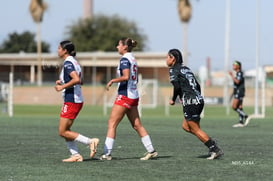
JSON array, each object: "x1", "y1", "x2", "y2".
[
  {"x1": 228, "y1": 72, "x2": 240, "y2": 84},
  {"x1": 55, "y1": 71, "x2": 80, "y2": 92},
  {"x1": 106, "y1": 68, "x2": 130, "y2": 91}
]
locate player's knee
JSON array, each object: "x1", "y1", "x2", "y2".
[
  {"x1": 58, "y1": 130, "x2": 66, "y2": 138},
  {"x1": 232, "y1": 106, "x2": 237, "y2": 111},
  {"x1": 182, "y1": 124, "x2": 190, "y2": 132},
  {"x1": 132, "y1": 124, "x2": 142, "y2": 132}
]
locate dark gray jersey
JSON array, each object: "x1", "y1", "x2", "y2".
[
  {"x1": 169, "y1": 64, "x2": 203, "y2": 106},
  {"x1": 233, "y1": 71, "x2": 245, "y2": 97}
]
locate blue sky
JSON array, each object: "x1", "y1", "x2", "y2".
[{"x1": 0, "y1": 0, "x2": 272, "y2": 71}]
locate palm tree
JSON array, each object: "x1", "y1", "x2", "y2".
[
  {"x1": 29, "y1": 0, "x2": 47, "y2": 85},
  {"x1": 178, "y1": 0, "x2": 192, "y2": 66}
]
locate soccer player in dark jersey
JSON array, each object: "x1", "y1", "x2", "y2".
[
  {"x1": 228, "y1": 60, "x2": 248, "y2": 127},
  {"x1": 166, "y1": 48, "x2": 223, "y2": 160}
]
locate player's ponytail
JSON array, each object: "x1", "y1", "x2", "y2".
[
  {"x1": 60, "y1": 40, "x2": 76, "y2": 57},
  {"x1": 120, "y1": 37, "x2": 137, "y2": 52}
]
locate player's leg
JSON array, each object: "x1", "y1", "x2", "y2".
[
  {"x1": 186, "y1": 120, "x2": 209, "y2": 142},
  {"x1": 182, "y1": 104, "x2": 205, "y2": 140},
  {"x1": 58, "y1": 117, "x2": 82, "y2": 162},
  {"x1": 183, "y1": 104, "x2": 223, "y2": 159},
  {"x1": 106, "y1": 104, "x2": 126, "y2": 138},
  {"x1": 58, "y1": 117, "x2": 78, "y2": 140},
  {"x1": 59, "y1": 118, "x2": 99, "y2": 161},
  {"x1": 101, "y1": 104, "x2": 126, "y2": 160},
  {"x1": 186, "y1": 120, "x2": 223, "y2": 159},
  {"x1": 182, "y1": 118, "x2": 192, "y2": 133},
  {"x1": 127, "y1": 106, "x2": 147, "y2": 137},
  {"x1": 232, "y1": 98, "x2": 247, "y2": 124},
  {"x1": 58, "y1": 102, "x2": 82, "y2": 140},
  {"x1": 238, "y1": 99, "x2": 248, "y2": 122},
  {"x1": 231, "y1": 97, "x2": 240, "y2": 110},
  {"x1": 127, "y1": 106, "x2": 157, "y2": 160},
  {"x1": 59, "y1": 103, "x2": 99, "y2": 161}
]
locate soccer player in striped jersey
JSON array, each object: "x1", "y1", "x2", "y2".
[
  {"x1": 55, "y1": 40, "x2": 99, "y2": 162},
  {"x1": 100, "y1": 38, "x2": 157, "y2": 161}
]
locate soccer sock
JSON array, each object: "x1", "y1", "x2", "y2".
[
  {"x1": 236, "y1": 108, "x2": 246, "y2": 123},
  {"x1": 204, "y1": 139, "x2": 218, "y2": 152},
  {"x1": 204, "y1": 139, "x2": 213, "y2": 148},
  {"x1": 66, "y1": 141, "x2": 79, "y2": 155},
  {"x1": 236, "y1": 108, "x2": 246, "y2": 117},
  {"x1": 141, "y1": 135, "x2": 155, "y2": 153},
  {"x1": 75, "y1": 134, "x2": 91, "y2": 145},
  {"x1": 104, "y1": 137, "x2": 115, "y2": 155},
  {"x1": 239, "y1": 115, "x2": 243, "y2": 122}
]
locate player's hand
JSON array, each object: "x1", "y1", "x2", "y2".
[
  {"x1": 55, "y1": 85, "x2": 63, "y2": 92},
  {"x1": 228, "y1": 71, "x2": 233, "y2": 76},
  {"x1": 169, "y1": 100, "x2": 175, "y2": 105},
  {"x1": 105, "y1": 80, "x2": 113, "y2": 91}
]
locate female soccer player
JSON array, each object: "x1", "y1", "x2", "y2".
[
  {"x1": 55, "y1": 40, "x2": 99, "y2": 162},
  {"x1": 166, "y1": 48, "x2": 223, "y2": 160},
  {"x1": 100, "y1": 37, "x2": 157, "y2": 160},
  {"x1": 228, "y1": 61, "x2": 248, "y2": 127}
]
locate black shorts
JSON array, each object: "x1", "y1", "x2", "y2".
[
  {"x1": 234, "y1": 89, "x2": 244, "y2": 100},
  {"x1": 183, "y1": 103, "x2": 204, "y2": 122},
  {"x1": 234, "y1": 93, "x2": 244, "y2": 100}
]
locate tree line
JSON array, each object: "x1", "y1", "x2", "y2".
[
  {"x1": 0, "y1": 15, "x2": 146, "y2": 53},
  {"x1": 0, "y1": 0, "x2": 193, "y2": 53}
]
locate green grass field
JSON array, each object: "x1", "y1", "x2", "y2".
[{"x1": 0, "y1": 104, "x2": 272, "y2": 181}]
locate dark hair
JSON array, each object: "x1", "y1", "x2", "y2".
[
  {"x1": 168, "y1": 49, "x2": 183, "y2": 65},
  {"x1": 119, "y1": 37, "x2": 137, "y2": 52},
  {"x1": 60, "y1": 40, "x2": 76, "y2": 56}
]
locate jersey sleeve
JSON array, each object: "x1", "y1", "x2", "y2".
[
  {"x1": 171, "y1": 81, "x2": 181, "y2": 102},
  {"x1": 237, "y1": 72, "x2": 242, "y2": 80},
  {"x1": 195, "y1": 79, "x2": 201, "y2": 92},
  {"x1": 119, "y1": 58, "x2": 130, "y2": 70},
  {"x1": 235, "y1": 72, "x2": 243, "y2": 85},
  {"x1": 64, "y1": 61, "x2": 76, "y2": 75},
  {"x1": 169, "y1": 68, "x2": 180, "y2": 102}
]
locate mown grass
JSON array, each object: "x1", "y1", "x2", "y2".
[{"x1": 0, "y1": 105, "x2": 272, "y2": 181}]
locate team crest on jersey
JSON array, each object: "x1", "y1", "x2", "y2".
[
  {"x1": 180, "y1": 68, "x2": 192, "y2": 74},
  {"x1": 120, "y1": 59, "x2": 129, "y2": 66},
  {"x1": 64, "y1": 63, "x2": 73, "y2": 70}
]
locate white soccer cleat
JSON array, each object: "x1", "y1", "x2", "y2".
[
  {"x1": 100, "y1": 154, "x2": 112, "y2": 160},
  {"x1": 140, "y1": 151, "x2": 158, "y2": 160},
  {"x1": 243, "y1": 115, "x2": 250, "y2": 126},
  {"x1": 62, "y1": 154, "x2": 83, "y2": 162},
  {"x1": 207, "y1": 149, "x2": 224, "y2": 160},
  {"x1": 232, "y1": 123, "x2": 244, "y2": 128}
]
